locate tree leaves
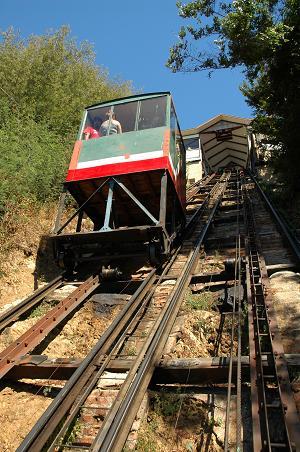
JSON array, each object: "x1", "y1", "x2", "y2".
[
  {"x1": 167, "y1": 0, "x2": 300, "y2": 191},
  {"x1": 0, "y1": 26, "x2": 133, "y2": 137},
  {"x1": 0, "y1": 27, "x2": 133, "y2": 214}
]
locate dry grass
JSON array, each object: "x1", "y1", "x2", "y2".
[{"x1": 136, "y1": 391, "x2": 223, "y2": 452}]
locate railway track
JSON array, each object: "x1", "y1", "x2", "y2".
[
  {"x1": 14, "y1": 172, "x2": 228, "y2": 451},
  {"x1": 244, "y1": 177, "x2": 300, "y2": 451},
  {"x1": 0, "y1": 170, "x2": 299, "y2": 451}
]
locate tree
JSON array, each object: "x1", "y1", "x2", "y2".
[
  {"x1": 0, "y1": 26, "x2": 133, "y2": 137},
  {"x1": 167, "y1": 0, "x2": 300, "y2": 191},
  {"x1": 0, "y1": 27, "x2": 133, "y2": 213}
]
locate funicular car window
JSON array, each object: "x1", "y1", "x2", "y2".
[
  {"x1": 113, "y1": 101, "x2": 138, "y2": 133},
  {"x1": 138, "y1": 96, "x2": 167, "y2": 131},
  {"x1": 82, "y1": 97, "x2": 166, "y2": 139},
  {"x1": 82, "y1": 106, "x2": 108, "y2": 139},
  {"x1": 82, "y1": 102, "x2": 138, "y2": 138}
]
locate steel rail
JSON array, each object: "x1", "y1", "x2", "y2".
[
  {"x1": 0, "y1": 274, "x2": 64, "y2": 331},
  {"x1": 46, "y1": 212, "x2": 214, "y2": 451},
  {"x1": 236, "y1": 213, "x2": 242, "y2": 452},
  {"x1": 223, "y1": 173, "x2": 242, "y2": 452},
  {"x1": 17, "y1": 269, "x2": 157, "y2": 452},
  {"x1": 17, "y1": 174, "x2": 228, "y2": 451},
  {"x1": 46, "y1": 229, "x2": 204, "y2": 451},
  {"x1": 91, "y1": 176, "x2": 230, "y2": 452},
  {"x1": 245, "y1": 254, "x2": 262, "y2": 452},
  {"x1": 251, "y1": 173, "x2": 300, "y2": 262},
  {"x1": 236, "y1": 179, "x2": 243, "y2": 451},
  {"x1": 186, "y1": 173, "x2": 217, "y2": 202},
  {"x1": 245, "y1": 195, "x2": 278, "y2": 450},
  {"x1": 185, "y1": 181, "x2": 217, "y2": 231},
  {"x1": 162, "y1": 175, "x2": 226, "y2": 275},
  {"x1": 224, "y1": 185, "x2": 240, "y2": 451},
  {"x1": 47, "y1": 277, "x2": 161, "y2": 450},
  {"x1": 244, "y1": 180, "x2": 300, "y2": 450},
  {"x1": 0, "y1": 274, "x2": 100, "y2": 380}
]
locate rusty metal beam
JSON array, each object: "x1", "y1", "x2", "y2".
[
  {"x1": 154, "y1": 357, "x2": 250, "y2": 385},
  {"x1": 7, "y1": 355, "x2": 300, "y2": 382},
  {"x1": 0, "y1": 275, "x2": 100, "y2": 380}
]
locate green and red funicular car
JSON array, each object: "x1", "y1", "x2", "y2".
[{"x1": 53, "y1": 92, "x2": 186, "y2": 271}]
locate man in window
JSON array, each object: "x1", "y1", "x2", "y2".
[{"x1": 100, "y1": 111, "x2": 122, "y2": 136}]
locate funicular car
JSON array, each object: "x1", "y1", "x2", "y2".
[{"x1": 52, "y1": 92, "x2": 186, "y2": 271}]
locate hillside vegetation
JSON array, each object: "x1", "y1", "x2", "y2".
[{"x1": 0, "y1": 26, "x2": 133, "y2": 277}]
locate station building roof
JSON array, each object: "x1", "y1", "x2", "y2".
[{"x1": 182, "y1": 114, "x2": 252, "y2": 170}]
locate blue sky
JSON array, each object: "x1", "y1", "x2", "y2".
[{"x1": 1, "y1": 0, "x2": 252, "y2": 130}]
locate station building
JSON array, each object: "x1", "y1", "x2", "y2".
[{"x1": 182, "y1": 114, "x2": 256, "y2": 185}]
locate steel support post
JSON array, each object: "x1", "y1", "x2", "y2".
[
  {"x1": 55, "y1": 178, "x2": 109, "y2": 235},
  {"x1": 76, "y1": 209, "x2": 84, "y2": 232},
  {"x1": 100, "y1": 179, "x2": 115, "y2": 231},
  {"x1": 159, "y1": 172, "x2": 168, "y2": 226}
]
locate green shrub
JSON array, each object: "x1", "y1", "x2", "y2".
[
  {"x1": 185, "y1": 290, "x2": 216, "y2": 311},
  {"x1": 0, "y1": 116, "x2": 68, "y2": 213}
]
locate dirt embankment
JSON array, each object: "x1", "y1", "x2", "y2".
[{"x1": 0, "y1": 202, "x2": 60, "y2": 308}]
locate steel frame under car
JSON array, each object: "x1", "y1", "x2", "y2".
[{"x1": 52, "y1": 172, "x2": 184, "y2": 270}]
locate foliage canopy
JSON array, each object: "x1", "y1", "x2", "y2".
[
  {"x1": 0, "y1": 26, "x2": 133, "y2": 212},
  {"x1": 167, "y1": 0, "x2": 300, "y2": 191}
]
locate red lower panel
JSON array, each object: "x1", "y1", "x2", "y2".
[
  {"x1": 65, "y1": 156, "x2": 185, "y2": 210},
  {"x1": 66, "y1": 157, "x2": 175, "y2": 183}
]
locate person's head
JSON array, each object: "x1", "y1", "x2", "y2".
[
  {"x1": 93, "y1": 116, "x2": 101, "y2": 127},
  {"x1": 106, "y1": 111, "x2": 116, "y2": 120}
]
